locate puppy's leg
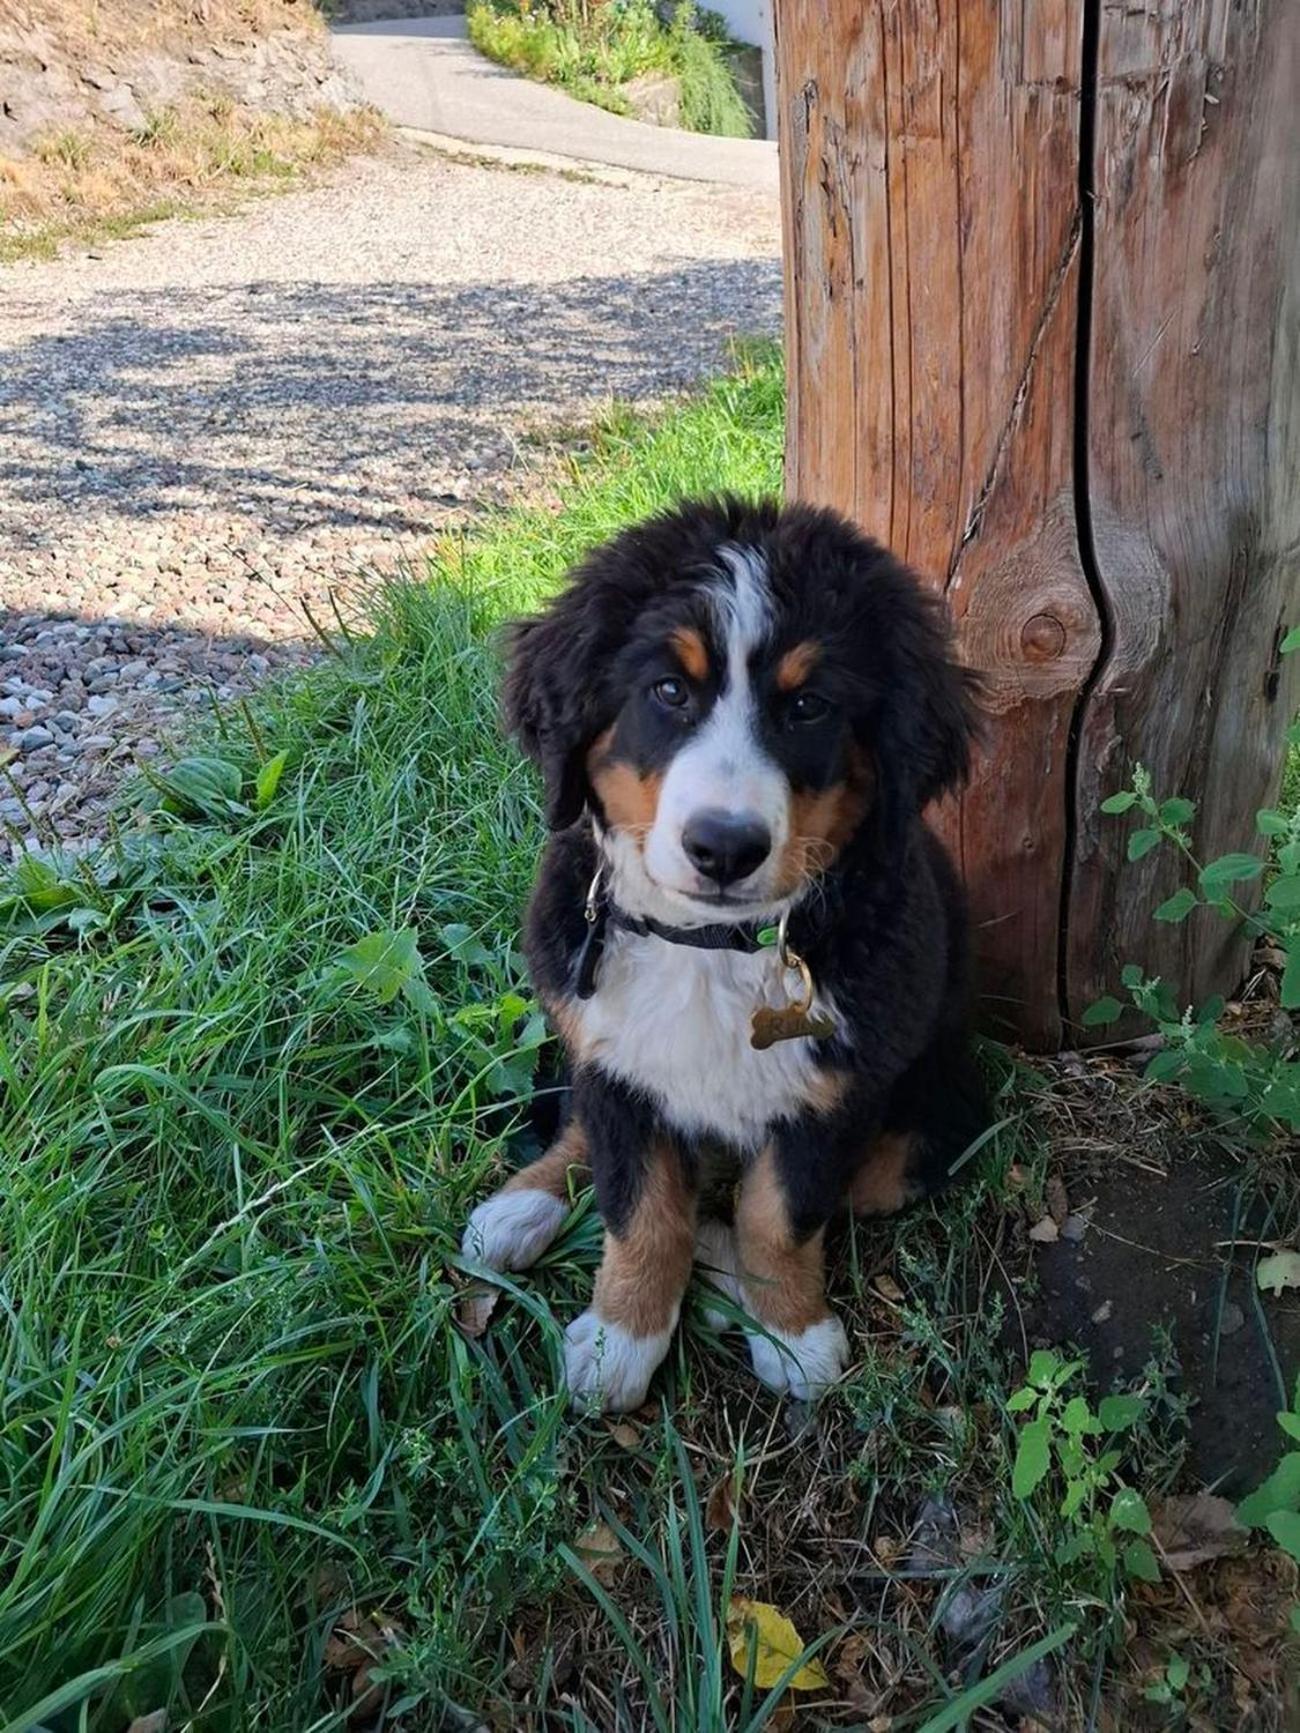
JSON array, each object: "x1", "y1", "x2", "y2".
[
  {"x1": 852, "y1": 1024, "x2": 989, "y2": 1217},
  {"x1": 565, "y1": 1142, "x2": 696, "y2": 1413},
  {"x1": 461, "y1": 1121, "x2": 588, "y2": 1271},
  {"x1": 734, "y1": 1146, "x2": 849, "y2": 1400}
]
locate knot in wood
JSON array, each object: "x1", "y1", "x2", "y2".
[{"x1": 1020, "y1": 612, "x2": 1067, "y2": 662}]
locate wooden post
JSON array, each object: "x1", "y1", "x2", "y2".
[{"x1": 776, "y1": 0, "x2": 1300, "y2": 1051}]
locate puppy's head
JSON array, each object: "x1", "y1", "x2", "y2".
[{"x1": 504, "y1": 498, "x2": 976, "y2": 918}]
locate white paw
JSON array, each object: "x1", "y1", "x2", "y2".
[
  {"x1": 563, "y1": 1309, "x2": 673, "y2": 1413},
  {"x1": 694, "y1": 1220, "x2": 746, "y2": 1330},
  {"x1": 461, "y1": 1188, "x2": 567, "y2": 1272},
  {"x1": 746, "y1": 1314, "x2": 850, "y2": 1400}
]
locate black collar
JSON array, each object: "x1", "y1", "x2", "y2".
[
  {"x1": 607, "y1": 903, "x2": 769, "y2": 953},
  {"x1": 573, "y1": 887, "x2": 778, "y2": 999}
]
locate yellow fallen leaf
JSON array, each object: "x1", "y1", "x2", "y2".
[
  {"x1": 725, "y1": 1597, "x2": 830, "y2": 1692},
  {"x1": 574, "y1": 1519, "x2": 624, "y2": 1586}
]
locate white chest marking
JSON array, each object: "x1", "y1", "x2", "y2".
[{"x1": 573, "y1": 931, "x2": 835, "y2": 1146}]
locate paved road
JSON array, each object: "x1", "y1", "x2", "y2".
[{"x1": 332, "y1": 14, "x2": 779, "y2": 191}]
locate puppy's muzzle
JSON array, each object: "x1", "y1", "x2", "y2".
[{"x1": 680, "y1": 808, "x2": 772, "y2": 889}]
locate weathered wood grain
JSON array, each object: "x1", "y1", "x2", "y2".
[
  {"x1": 1065, "y1": 0, "x2": 1300, "y2": 1027},
  {"x1": 775, "y1": 0, "x2": 1100, "y2": 1047}
]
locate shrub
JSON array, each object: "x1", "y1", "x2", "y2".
[{"x1": 466, "y1": 0, "x2": 754, "y2": 137}]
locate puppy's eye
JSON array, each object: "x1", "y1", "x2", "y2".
[
  {"x1": 652, "y1": 676, "x2": 690, "y2": 710},
  {"x1": 788, "y1": 691, "x2": 831, "y2": 725}
]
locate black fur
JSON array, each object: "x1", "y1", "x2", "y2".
[{"x1": 506, "y1": 497, "x2": 988, "y2": 1245}]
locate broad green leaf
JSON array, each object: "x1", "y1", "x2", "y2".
[
  {"x1": 1123, "y1": 1539, "x2": 1159, "y2": 1582},
  {"x1": 1198, "y1": 853, "x2": 1264, "y2": 893},
  {"x1": 1154, "y1": 888, "x2": 1199, "y2": 924},
  {"x1": 1127, "y1": 828, "x2": 1162, "y2": 862},
  {"x1": 1061, "y1": 1480, "x2": 1088, "y2": 1520},
  {"x1": 724, "y1": 1598, "x2": 829, "y2": 1691},
  {"x1": 1013, "y1": 1416, "x2": 1052, "y2": 1498},
  {"x1": 1061, "y1": 1396, "x2": 1096, "y2": 1436},
  {"x1": 1006, "y1": 1387, "x2": 1038, "y2": 1414},
  {"x1": 1121, "y1": 962, "x2": 1144, "y2": 988},
  {"x1": 1110, "y1": 1488, "x2": 1152, "y2": 1534},
  {"x1": 11, "y1": 855, "x2": 80, "y2": 912},
  {"x1": 1082, "y1": 995, "x2": 1122, "y2": 1028},
  {"x1": 1098, "y1": 1393, "x2": 1145, "y2": 1432},
  {"x1": 1267, "y1": 874, "x2": 1300, "y2": 912},
  {"x1": 1237, "y1": 1452, "x2": 1300, "y2": 1527},
  {"x1": 1166, "y1": 1654, "x2": 1190, "y2": 1692},
  {"x1": 254, "y1": 748, "x2": 290, "y2": 809},
  {"x1": 158, "y1": 754, "x2": 245, "y2": 818},
  {"x1": 1159, "y1": 797, "x2": 1195, "y2": 826},
  {"x1": 1258, "y1": 809, "x2": 1291, "y2": 837},
  {"x1": 335, "y1": 927, "x2": 426, "y2": 1006},
  {"x1": 1027, "y1": 1349, "x2": 1060, "y2": 1386},
  {"x1": 1282, "y1": 951, "x2": 1300, "y2": 1011},
  {"x1": 1266, "y1": 1509, "x2": 1300, "y2": 1563},
  {"x1": 1279, "y1": 625, "x2": 1300, "y2": 655},
  {"x1": 1100, "y1": 791, "x2": 1137, "y2": 814},
  {"x1": 1054, "y1": 1530, "x2": 1093, "y2": 1564},
  {"x1": 1277, "y1": 1411, "x2": 1300, "y2": 1443},
  {"x1": 440, "y1": 922, "x2": 494, "y2": 968}
]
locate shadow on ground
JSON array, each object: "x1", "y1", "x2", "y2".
[{"x1": 0, "y1": 260, "x2": 781, "y2": 547}]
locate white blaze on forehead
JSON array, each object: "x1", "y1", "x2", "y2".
[{"x1": 640, "y1": 545, "x2": 790, "y2": 900}]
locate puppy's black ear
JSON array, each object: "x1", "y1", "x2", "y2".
[
  {"x1": 502, "y1": 588, "x2": 605, "y2": 830},
  {"x1": 873, "y1": 579, "x2": 979, "y2": 843}
]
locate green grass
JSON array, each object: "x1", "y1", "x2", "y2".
[
  {"x1": 2, "y1": 343, "x2": 1291, "y2": 1728},
  {"x1": 466, "y1": 0, "x2": 754, "y2": 138}
]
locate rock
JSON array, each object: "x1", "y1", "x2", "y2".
[
  {"x1": 13, "y1": 726, "x2": 54, "y2": 750},
  {"x1": 621, "y1": 71, "x2": 682, "y2": 129}
]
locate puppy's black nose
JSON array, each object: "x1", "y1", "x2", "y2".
[{"x1": 681, "y1": 809, "x2": 771, "y2": 887}]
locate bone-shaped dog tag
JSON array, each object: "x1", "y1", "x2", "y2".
[{"x1": 750, "y1": 1001, "x2": 837, "y2": 1050}]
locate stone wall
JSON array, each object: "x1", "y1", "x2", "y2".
[{"x1": 0, "y1": 2, "x2": 360, "y2": 158}]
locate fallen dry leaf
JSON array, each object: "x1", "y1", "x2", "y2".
[
  {"x1": 1045, "y1": 1174, "x2": 1069, "y2": 1226},
  {"x1": 872, "y1": 1272, "x2": 905, "y2": 1303},
  {"x1": 454, "y1": 1282, "x2": 500, "y2": 1338},
  {"x1": 127, "y1": 1715, "x2": 168, "y2": 1733},
  {"x1": 725, "y1": 1598, "x2": 830, "y2": 1691},
  {"x1": 706, "y1": 1473, "x2": 741, "y2": 1533},
  {"x1": 322, "y1": 1609, "x2": 405, "y2": 1723},
  {"x1": 606, "y1": 1420, "x2": 640, "y2": 1449},
  {"x1": 574, "y1": 1519, "x2": 624, "y2": 1587},
  {"x1": 1256, "y1": 1250, "x2": 1300, "y2": 1297},
  {"x1": 1028, "y1": 1216, "x2": 1059, "y2": 1243},
  {"x1": 1152, "y1": 1493, "x2": 1250, "y2": 1570}
]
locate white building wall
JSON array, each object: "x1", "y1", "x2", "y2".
[{"x1": 709, "y1": 0, "x2": 776, "y2": 140}]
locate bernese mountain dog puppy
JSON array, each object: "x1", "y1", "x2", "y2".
[{"x1": 462, "y1": 497, "x2": 989, "y2": 1412}]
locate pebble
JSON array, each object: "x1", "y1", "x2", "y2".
[{"x1": 13, "y1": 727, "x2": 54, "y2": 751}]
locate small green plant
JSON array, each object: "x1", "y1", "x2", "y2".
[
  {"x1": 1007, "y1": 1350, "x2": 1159, "y2": 1587},
  {"x1": 1143, "y1": 1650, "x2": 1212, "y2": 1714},
  {"x1": 1085, "y1": 761, "x2": 1300, "y2": 1130},
  {"x1": 36, "y1": 128, "x2": 91, "y2": 170},
  {"x1": 1236, "y1": 1375, "x2": 1300, "y2": 1633}
]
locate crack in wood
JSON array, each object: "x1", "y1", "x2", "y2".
[{"x1": 946, "y1": 212, "x2": 1083, "y2": 590}]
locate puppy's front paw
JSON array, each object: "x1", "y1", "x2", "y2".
[
  {"x1": 461, "y1": 1187, "x2": 567, "y2": 1272},
  {"x1": 746, "y1": 1314, "x2": 850, "y2": 1401},
  {"x1": 563, "y1": 1309, "x2": 672, "y2": 1413}
]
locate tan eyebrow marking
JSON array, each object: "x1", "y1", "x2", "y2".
[
  {"x1": 775, "y1": 640, "x2": 821, "y2": 691},
  {"x1": 669, "y1": 626, "x2": 709, "y2": 683}
]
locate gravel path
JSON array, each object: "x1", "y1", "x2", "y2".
[{"x1": 0, "y1": 141, "x2": 780, "y2": 854}]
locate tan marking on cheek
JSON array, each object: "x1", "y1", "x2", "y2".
[
  {"x1": 502, "y1": 1120, "x2": 590, "y2": 1200},
  {"x1": 593, "y1": 1146, "x2": 696, "y2": 1336},
  {"x1": 734, "y1": 1146, "x2": 830, "y2": 1332},
  {"x1": 774, "y1": 749, "x2": 874, "y2": 893},
  {"x1": 670, "y1": 626, "x2": 709, "y2": 683},
  {"x1": 776, "y1": 640, "x2": 822, "y2": 691},
  {"x1": 849, "y1": 1131, "x2": 923, "y2": 1217},
  {"x1": 587, "y1": 737, "x2": 664, "y2": 842}
]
